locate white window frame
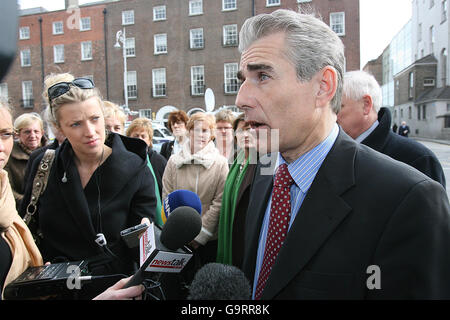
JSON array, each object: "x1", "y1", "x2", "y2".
[
  {"x1": 139, "y1": 109, "x2": 152, "y2": 119},
  {"x1": 19, "y1": 27, "x2": 30, "y2": 40},
  {"x1": 223, "y1": 24, "x2": 238, "y2": 46},
  {"x1": 191, "y1": 65, "x2": 205, "y2": 96},
  {"x1": 297, "y1": 0, "x2": 312, "y2": 3},
  {"x1": 80, "y1": 17, "x2": 91, "y2": 31},
  {"x1": 20, "y1": 49, "x2": 31, "y2": 67},
  {"x1": 153, "y1": 5, "x2": 166, "y2": 21},
  {"x1": 224, "y1": 63, "x2": 239, "y2": 94},
  {"x1": 154, "y1": 34, "x2": 167, "y2": 54},
  {"x1": 81, "y1": 41, "x2": 92, "y2": 61},
  {"x1": 52, "y1": 21, "x2": 64, "y2": 35},
  {"x1": 189, "y1": 0, "x2": 203, "y2": 16},
  {"x1": 152, "y1": 68, "x2": 166, "y2": 97},
  {"x1": 125, "y1": 38, "x2": 136, "y2": 57},
  {"x1": 223, "y1": 0, "x2": 237, "y2": 11},
  {"x1": 266, "y1": 0, "x2": 280, "y2": 7},
  {"x1": 122, "y1": 10, "x2": 135, "y2": 25},
  {"x1": 22, "y1": 81, "x2": 33, "y2": 108},
  {"x1": 0, "y1": 83, "x2": 8, "y2": 101},
  {"x1": 330, "y1": 12, "x2": 345, "y2": 36},
  {"x1": 190, "y1": 28, "x2": 204, "y2": 49},
  {"x1": 127, "y1": 71, "x2": 137, "y2": 99},
  {"x1": 53, "y1": 44, "x2": 64, "y2": 63}
]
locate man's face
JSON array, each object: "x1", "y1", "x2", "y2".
[
  {"x1": 215, "y1": 120, "x2": 234, "y2": 143},
  {"x1": 337, "y1": 95, "x2": 366, "y2": 139},
  {"x1": 235, "y1": 32, "x2": 322, "y2": 159}
]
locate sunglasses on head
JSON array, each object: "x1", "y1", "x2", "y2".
[{"x1": 47, "y1": 78, "x2": 95, "y2": 103}]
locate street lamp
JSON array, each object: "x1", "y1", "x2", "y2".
[{"x1": 114, "y1": 28, "x2": 128, "y2": 109}]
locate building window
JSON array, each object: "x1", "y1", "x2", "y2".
[
  {"x1": 408, "y1": 106, "x2": 412, "y2": 119},
  {"x1": 122, "y1": 10, "x2": 135, "y2": 25},
  {"x1": 430, "y1": 0, "x2": 435, "y2": 8},
  {"x1": 418, "y1": 23, "x2": 422, "y2": 42},
  {"x1": 189, "y1": 0, "x2": 203, "y2": 16},
  {"x1": 80, "y1": 17, "x2": 91, "y2": 31},
  {"x1": 430, "y1": 25, "x2": 435, "y2": 53},
  {"x1": 139, "y1": 109, "x2": 152, "y2": 119},
  {"x1": 21, "y1": 81, "x2": 33, "y2": 108},
  {"x1": 190, "y1": 28, "x2": 204, "y2": 49},
  {"x1": 297, "y1": 0, "x2": 312, "y2": 2},
  {"x1": 223, "y1": 24, "x2": 238, "y2": 46},
  {"x1": 191, "y1": 65, "x2": 205, "y2": 96},
  {"x1": 81, "y1": 41, "x2": 92, "y2": 60},
  {"x1": 19, "y1": 27, "x2": 30, "y2": 40},
  {"x1": 0, "y1": 83, "x2": 8, "y2": 100},
  {"x1": 52, "y1": 21, "x2": 64, "y2": 35},
  {"x1": 409, "y1": 72, "x2": 414, "y2": 98},
  {"x1": 266, "y1": 0, "x2": 280, "y2": 6},
  {"x1": 20, "y1": 49, "x2": 31, "y2": 67},
  {"x1": 154, "y1": 34, "x2": 167, "y2": 54},
  {"x1": 445, "y1": 115, "x2": 450, "y2": 128},
  {"x1": 125, "y1": 38, "x2": 136, "y2": 57},
  {"x1": 223, "y1": 0, "x2": 237, "y2": 10},
  {"x1": 53, "y1": 44, "x2": 64, "y2": 63},
  {"x1": 424, "y1": 78, "x2": 436, "y2": 86},
  {"x1": 442, "y1": 0, "x2": 448, "y2": 22},
  {"x1": 417, "y1": 105, "x2": 421, "y2": 120},
  {"x1": 423, "y1": 105, "x2": 427, "y2": 119},
  {"x1": 153, "y1": 5, "x2": 166, "y2": 21},
  {"x1": 330, "y1": 12, "x2": 345, "y2": 36},
  {"x1": 224, "y1": 63, "x2": 239, "y2": 94},
  {"x1": 127, "y1": 71, "x2": 137, "y2": 99},
  {"x1": 152, "y1": 68, "x2": 166, "y2": 97}
]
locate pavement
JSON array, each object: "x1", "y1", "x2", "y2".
[{"x1": 412, "y1": 136, "x2": 450, "y2": 146}]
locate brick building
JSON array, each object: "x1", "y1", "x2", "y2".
[
  {"x1": 2, "y1": 2, "x2": 107, "y2": 117},
  {"x1": 254, "y1": 0, "x2": 360, "y2": 72}
]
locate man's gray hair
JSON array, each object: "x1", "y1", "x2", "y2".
[
  {"x1": 343, "y1": 71, "x2": 382, "y2": 113},
  {"x1": 238, "y1": 9, "x2": 345, "y2": 114}
]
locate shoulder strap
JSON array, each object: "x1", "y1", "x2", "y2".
[{"x1": 23, "y1": 149, "x2": 56, "y2": 225}]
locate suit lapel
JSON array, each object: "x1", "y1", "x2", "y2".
[{"x1": 261, "y1": 131, "x2": 357, "y2": 299}]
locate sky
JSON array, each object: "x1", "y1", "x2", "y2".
[{"x1": 18, "y1": 0, "x2": 413, "y2": 69}]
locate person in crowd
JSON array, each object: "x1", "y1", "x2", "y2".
[
  {"x1": 103, "y1": 101, "x2": 126, "y2": 134},
  {"x1": 214, "y1": 109, "x2": 236, "y2": 164},
  {"x1": 5, "y1": 112, "x2": 46, "y2": 209},
  {"x1": 162, "y1": 112, "x2": 229, "y2": 265},
  {"x1": 0, "y1": 102, "x2": 42, "y2": 300},
  {"x1": 160, "y1": 110, "x2": 189, "y2": 160},
  {"x1": 19, "y1": 73, "x2": 156, "y2": 298},
  {"x1": 398, "y1": 120, "x2": 410, "y2": 137},
  {"x1": 126, "y1": 117, "x2": 167, "y2": 226},
  {"x1": 392, "y1": 123, "x2": 398, "y2": 133},
  {"x1": 338, "y1": 70, "x2": 446, "y2": 188},
  {"x1": 217, "y1": 113, "x2": 258, "y2": 268},
  {"x1": 236, "y1": 9, "x2": 450, "y2": 300}
]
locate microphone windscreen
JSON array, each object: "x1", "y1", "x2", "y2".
[
  {"x1": 161, "y1": 190, "x2": 202, "y2": 224},
  {"x1": 160, "y1": 206, "x2": 202, "y2": 250},
  {"x1": 187, "y1": 263, "x2": 251, "y2": 300}
]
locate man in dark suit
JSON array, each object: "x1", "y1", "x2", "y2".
[
  {"x1": 398, "y1": 121, "x2": 410, "y2": 137},
  {"x1": 236, "y1": 9, "x2": 450, "y2": 300},
  {"x1": 338, "y1": 70, "x2": 446, "y2": 188}
]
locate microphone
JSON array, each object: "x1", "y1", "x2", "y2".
[
  {"x1": 187, "y1": 263, "x2": 252, "y2": 300},
  {"x1": 123, "y1": 206, "x2": 202, "y2": 289},
  {"x1": 161, "y1": 190, "x2": 202, "y2": 224}
]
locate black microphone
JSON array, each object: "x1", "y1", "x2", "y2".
[
  {"x1": 187, "y1": 263, "x2": 252, "y2": 300},
  {"x1": 123, "y1": 206, "x2": 202, "y2": 289}
]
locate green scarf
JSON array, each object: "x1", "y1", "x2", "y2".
[
  {"x1": 146, "y1": 154, "x2": 163, "y2": 227},
  {"x1": 216, "y1": 149, "x2": 250, "y2": 265}
]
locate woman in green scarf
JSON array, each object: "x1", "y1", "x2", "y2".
[{"x1": 217, "y1": 114, "x2": 257, "y2": 267}]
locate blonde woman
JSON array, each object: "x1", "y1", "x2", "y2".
[
  {"x1": 103, "y1": 101, "x2": 126, "y2": 134},
  {"x1": 0, "y1": 102, "x2": 42, "y2": 300},
  {"x1": 5, "y1": 112, "x2": 45, "y2": 208},
  {"x1": 20, "y1": 73, "x2": 156, "y2": 297},
  {"x1": 162, "y1": 112, "x2": 229, "y2": 266}
]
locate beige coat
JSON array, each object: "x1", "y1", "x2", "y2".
[{"x1": 162, "y1": 140, "x2": 229, "y2": 245}]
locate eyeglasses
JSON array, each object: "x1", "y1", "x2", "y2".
[{"x1": 47, "y1": 78, "x2": 95, "y2": 103}]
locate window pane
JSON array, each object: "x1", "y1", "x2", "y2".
[
  {"x1": 191, "y1": 65, "x2": 205, "y2": 95},
  {"x1": 153, "y1": 68, "x2": 166, "y2": 97},
  {"x1": 154, "y1": 34, "x2": 167, "y2": 54}
]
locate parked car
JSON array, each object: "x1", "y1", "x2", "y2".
[{"x1": 152, "y1": 122, "x2": 174, "y2": 153}]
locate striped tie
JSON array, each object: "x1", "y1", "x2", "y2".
[{"x1": 254, "y1": 163, "x2": 294, "y2": 300}]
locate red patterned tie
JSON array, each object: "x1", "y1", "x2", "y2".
[{"x1": 254, "y1": 163, "x2": 294, "y2": 300}]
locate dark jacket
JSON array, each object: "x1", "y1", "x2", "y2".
[
  {"x1": 243, "y1": 129, "x2": 450, "y2": 299},
  {"x1": 4, "y1": 141, "x2": 30, "y2": 209},
  {"x1": 20, "y1": 133, "x2": 157, "y2": 278},
  {"x1": 362, "y1": 108, "x2": 446, "y2": 188},
  {"x1": 160, "y1": 140, "x2": 174, "y2": 160},
  {"x1": 398, "y1": 124, "x2": 410, "y2": 137},
  {"x1": 148, "y1": 148, "x2": 167, "y2": 198}
]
